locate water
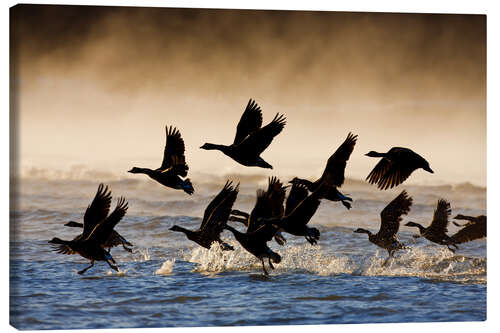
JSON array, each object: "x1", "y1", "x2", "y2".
[{"x1": 10, "y1": 170, "x2": 486, "y2": 329}]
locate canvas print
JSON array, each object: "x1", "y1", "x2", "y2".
[{"x1": 10, "y1": 4, "x2": 486, "y2": 330}]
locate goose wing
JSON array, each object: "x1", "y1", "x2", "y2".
[
  {"x1": 428, "y1": 199, "x2": 452, "y2": 235},
  {"x1": 320, "y1": 132, "x2": 358, "y2": 187},
  {"x1": 451, "y1": 219, "x2": 486, "y2": 244},
  {"x1": 50, "y1": 244, "x2": 77, "y2": 255},
  {"x1": 159, "y1": 126, "x2": 189, "y2": 177},
  {"x1": 367, "y1": 148, "x2": 427, "y2": 190},
  {"x1": 378, "y1": 190, "x2": 412, "y2": 239},
  {"x1": 236, "y1": 113, "x2": 286, "y2": 156},
  {"x1": 248, "y1": 218, "x2": 281, "y2": 243},
  {"x1": 82, "y1": 184, "x2": 112, "y2": 238},
  {"x1": 200, "y1": 181, "x2": 239, "y2": 236},
  {"x1": 86, "y1": 197, "x2": 128, "y2": 245},
  {"x1": 267, "y1": 176, "x2": 286, "y2": 217},
  {"x1": 285, "y1": 182, "x2": 309, "y2": 216},
  {"x1": 50, "y1": 233, "x2": 83, "y2": 255},
  {"x1": 233, "y1": 99, "x2": 263, "y2": 145},
  {"x1": 247, "y1": 189, "x2": 272, "y2": 233},
  {"x1": 284, "y1": 185, "x2": 321, "y2": 227},
  {"x1": 104, "y1": 230, "x2": 132, "y2": 248}
]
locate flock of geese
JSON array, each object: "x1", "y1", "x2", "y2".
[{"x1": 49, "y1": 99, "x2": 487, "y2": 275}]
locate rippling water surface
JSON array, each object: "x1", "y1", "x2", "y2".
[{"x1": 10, "y1": 171, "x2": 486, "y2": 330}]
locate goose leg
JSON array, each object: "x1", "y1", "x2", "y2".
[
  {"x1": 261, "y1": 258, "x2": 269, "y2": 276},
  {"x1": 228, "y1": 216, "x2": 248, "y2": 223},
  {"x1": 78, "y1": 260, "x2": 94, "y2": 275},
  {"x1": 122, "y1": 244, "x2": 133, "y2": 253},
  {"x1": 274, "y1": 232, "x2": 287, "y2": 246},
  {"x1": 305, "y1": 235, "x2": 317, "y2": 245},
  {"x1": 382, "y1": 251, "x2": 393, "y2": 267},
  {"x1": 341, "y1": 200, "x2": 352, "y2": 210},
  {"x1": 268, "y1": 258, "x2": 275, "y2": 270},
  {"x1": 231, "y1": 210, "x2": 249, "y2": 218},
  {"x1": 221, "y1": 242, "x2": 234, "y2": 251},
  {"x1": 106, "y1": 259, "x2": 119, "y2": 272}
]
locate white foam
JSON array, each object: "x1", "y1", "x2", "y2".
[
  {"x1": 155, "y1": 259, "x2": 176, "y2": 275},
  {"x1": 106, "y1": 269, "x2": 127, "y2": 276},
  {"x1": 184, "y1": 241, "x2": 486, "y2": 283}
]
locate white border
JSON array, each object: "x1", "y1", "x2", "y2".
[{"x1": 3, "y1": 1, "x2": 496, "y2": 333}]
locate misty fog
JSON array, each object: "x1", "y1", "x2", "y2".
[{"x1": 10, "y1": 5, "x2": 486, "y2": 186}]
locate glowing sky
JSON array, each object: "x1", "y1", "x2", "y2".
[{"x1": 11, "y1": 5, "x2": 486, "y2": 186}]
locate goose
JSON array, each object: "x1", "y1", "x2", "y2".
[
  {"x1": 224, "y1": 222, "x2": 282, "y2": 276},
  {"x1": 49, "y1": 184, "x2": 129, "y2": 274},
  {"x1": 354, "y1": 190, "x2": 412, "y2": 265},
  {"x1": 129, "y1": 126, "x2": 194, "y2": 194},
  {"x1": 269, "y1": 182, "x2": 323, "y2": 245},
  {"x1": 365, "y1": 147, "x2": 433, "y2": 190},
  {"x1": 290, "y1": 132, "x2": 357, "y2": 209},
  {"x1": 405, "y1": 199, "x2": 458, "y2": 252},
  {"x1": 169, "y1": 181, "x2": 238, "y2": 250},
  {"x1": 225, "y1": 182, "x2": 323, "y2": 274},
  {"x1": 200, "y1": 99, "x2": 286, "y2": 169},
  {"x1": 450, "y1": 214, "x2": 486, "y2": 244},
  {"x1": 64, "y1": 221, "x2": 133, "y2": 253},
  {"x1": 229, "y1": 176, "x2": 287, "y2": 245}
]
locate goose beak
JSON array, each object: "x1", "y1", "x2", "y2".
[{"x1": 424, "y1": 166, "x2": 434, "y2": 174}]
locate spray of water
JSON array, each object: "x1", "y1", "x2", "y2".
[
  {"x1": 183, "y1": 242, "x2": 485, "y2": 283},
  {"x1": 155, "y1": 259, "x2": 176, "y2": 275}
]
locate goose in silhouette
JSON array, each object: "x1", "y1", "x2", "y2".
[
  {"x1": 365, "y1": 147, "x2": 433, "y2": 190},
  {"x1": 169, "y1": 181, "x2": 239, "y2": 250},
  {"x1": 129, "y1": 126, "x2": 194, "y2": 194},
  {"x1": 290, "y1": 132, "x2": 357, "y2": 209},
  {"x1": 64, "y1": 221, "x2": 133, "y2": 253},
  {"x1": 49, "y1": 184, "x2": 129, "y2": 274},
  {"x1": 224, "y1": 222, "x2": 282, "y2": 276},
  {"x1": 354, "y1": 190, "x2": 412, "y2": 265},
  {"x1": 405, "y1": 199, "x2": 458, "y2": 252},
  {"x1": 450, "y1": 214, "x2": 486, "y2": 244},
  {"x1": 269, "y1": 182, "x2": 323, "y2": 245},
  {"x1": 229, "y1": 176, "x2": 287, "y2": 245},
  {"x1": 200, "y1": 99, "x2": 286, "y2": 169}
]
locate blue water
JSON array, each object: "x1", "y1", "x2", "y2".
[{"x1": 10, "y1": 175, "x2": 486, "y2": 329}]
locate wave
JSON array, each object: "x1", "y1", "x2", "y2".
[{"x1": 17, "y1": 166, "x2": 486, "y2": 192}]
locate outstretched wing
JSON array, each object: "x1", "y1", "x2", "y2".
[
  {"x1": 320, "y1": 132, "x2": 358, "y2": 187},
  {"x1": 379, "y1": 190, "x2": 412, "y2": 238},
  {"x1": 248, "y1": 189, "x2": 272, "y2": 233},
  {"x1": 82, "y1": 184, "x2": 112, "y2": 238},
  {"x1": 267, "y1": 176, "x2": 286, "y2": 218},
  {"x1": 367, "y1": 148, "x2": 428, "y2": 190},
  {"x1": 50, "y1": 244, "x2": 77, "y2": 255},
  {"x1": 200, "y1": 181, "x2": 239, "y2": 237},
  {"x1": 248, "y1": 218, "x2": 281, "y2": 243},
  {"x1": 159, "y1": 126, "x2": 189, "y2": 177},
  {"x1": 233, "y1": 99, "x2": 263, "y2": 145},
  {"x1": 428, "y1": 199, "x2": 452, "y2": 235},
  {"x1": 284, "y1": 190, "x2": 321, "y2": 227},
  {"x1": 285, "y1": 182, "x2": 309, "y2": 216},
  {"x1": 451, "y1": 218, "x2": 486, "y2": 244},
  {"x1": 366, "y1": 158, "x2": 392, "y2": 189},
  {"x1": 86, "y1": 197, "x2": 128, "y2": 245},
  {"x1": 236, "y1": 113, "x2": 286, "y2": 156}
]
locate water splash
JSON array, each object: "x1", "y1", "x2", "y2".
[
  {"x1": 133, "y1": 248, "x2": 151, "y2": 262},
  {"x1": 183, "y1": 241, "x2": 485, "y2": 283},
  {"x1": 155, "y1": 259, "x2": 176, "y2": 275},
  {"x1": 106, "y1": 269, "x2": 127, "y2": 276}
]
